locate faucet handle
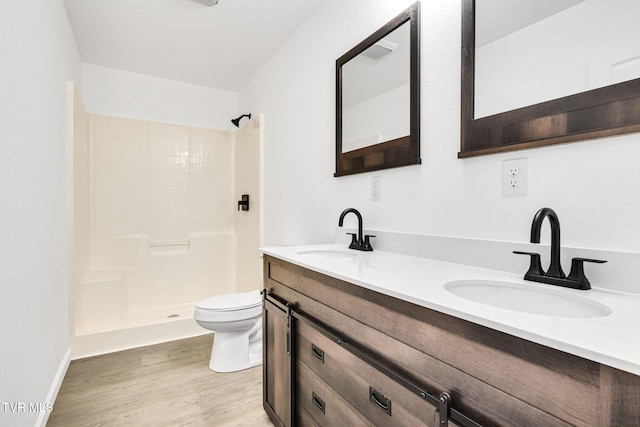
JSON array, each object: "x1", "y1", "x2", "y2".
[
  {"x1": 513, "y1": 251, "x2": 544, "y2": 276},
  {"x1": 346, "y1": 233, "x2": 359, "y2": 249},
  {"x1": 567, "y1": 257, "x2": 607, "y2": 290},
  {"x1": 362, "y1": 235, "x2": 375, "y2": 252}
]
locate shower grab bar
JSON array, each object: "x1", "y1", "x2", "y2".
[{"x1": 148, "y1": 241, "x2": 189, "y2": 247}]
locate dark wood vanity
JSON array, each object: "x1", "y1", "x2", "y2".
[{"x1": 262, "y1": 255, "x2": 640, "y2": 426}]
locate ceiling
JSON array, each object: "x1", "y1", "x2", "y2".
[
  {"x1": 63, "y1": 0, "x2": 323, "y2": 92},
  {"x1": 476, "y1": 0, "x2": 586, "y2": 47}
]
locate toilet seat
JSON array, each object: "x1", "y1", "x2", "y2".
[
  {"x1": 194, "y1": 290, "x2": 262, "y2": 323},
  {"x1": 196, "y1": 290, "x2": 261, "y2": 312}
]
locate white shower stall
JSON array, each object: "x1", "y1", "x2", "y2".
[{"x1": 69, "y1": 86, "x2": 262, "y2": 358}]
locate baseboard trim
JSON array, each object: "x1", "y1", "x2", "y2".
[{"x1": 35, "y1": 347, "x2": 71, "y2": 427}]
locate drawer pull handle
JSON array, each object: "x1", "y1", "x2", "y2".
[
  {"x1": 311, "y1": 344, "x2": 325, "y2": 363},
  {"x1": 369, "y1": 386, "x2": 392, "y2": 416},
  {"x1": 312, "y1": 392, "x2": 325, "y2": 414}
]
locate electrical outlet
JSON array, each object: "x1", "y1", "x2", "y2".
[
  {"x1": 502, "y1": 158, "x2": 528, "y2": 197},
  {"x1": 371, "y1": 176, "x2": 382, "y2": 201}
]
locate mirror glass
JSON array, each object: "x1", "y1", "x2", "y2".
[
  {"x1": 460, "y1": 0, "x2": 640, "y2": 157},
  {"x1": 335, "y1": 2, "x2": 420, "y2": 177},
  {"x1": 341, "y1": 22, "x2": 410, "y2": 152},
  {"x1": 475, "y1": 0, "x2": 640, "y2": 119}
]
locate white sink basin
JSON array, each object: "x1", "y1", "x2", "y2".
[
  {"x1": 296, "y1": 249, "x2": 357, "y2": 259},
  {"x1": 444, "y1": 280, "x2": 612, "y2": 318}
]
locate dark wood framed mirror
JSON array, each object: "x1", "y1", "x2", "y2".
[
  {"x1": 461, "y1": 0, "x2": 640, "y2": 158},
  {"x1": 335, "y1": 2, "x2": 420, "y2": 177}
]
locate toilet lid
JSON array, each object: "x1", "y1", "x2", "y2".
[{"x1": 196, "y1": 290, "x2": 262, "y2": 311}]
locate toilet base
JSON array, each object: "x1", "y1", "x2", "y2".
[{"x1": 209, "y1": 319, "x2": 263, "y2": 373}]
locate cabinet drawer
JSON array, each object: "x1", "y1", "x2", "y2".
[
  {"x1": 297, "y1": 317, "x2": 441, "y2": 427},
  {"x1": 296, "y1": 403, "x2": 320, "y2": 427},
  {"x1": 297, "y1": 361, "x2": 374, "y2": 427}
]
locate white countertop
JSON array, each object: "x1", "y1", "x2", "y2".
[{"x1": 262, "y1": 244, "x2": 640, "y2": 376}]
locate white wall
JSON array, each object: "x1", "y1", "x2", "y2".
[
  {"x1": 0, "y1": 1, "x2": 81, "y2": 425},
  {"x1": 240, "y1": 0, "x2": 640, "y2": 254},
  {"x1": 81, "y1": 63, "x2": 239, "y2": 130}
]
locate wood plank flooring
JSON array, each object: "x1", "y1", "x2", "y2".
[{"x1": 48, "y1": 334, "x2": 274, "y2": 426}]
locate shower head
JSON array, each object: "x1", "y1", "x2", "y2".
[
  {"x1": 190, "y1": 0, "x2": 219, "y2": 6},
  {"x1": 231, "y1": 114, "x2": 252, "y2": 128}
]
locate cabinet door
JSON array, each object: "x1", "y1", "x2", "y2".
[{"x1": 263, "y1": 294, "x2": 293, "y2": 427}]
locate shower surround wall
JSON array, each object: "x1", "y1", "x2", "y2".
[{"x1": 73, "y1": 109, "x2": 261, "y2": 358}]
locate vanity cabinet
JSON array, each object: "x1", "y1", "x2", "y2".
[
  {"x1": 262, "y1": 255, "x2": 640, "y2": 426},
  {"x1": 262, "y1": 293, "x2": 293, "y2": 427}
]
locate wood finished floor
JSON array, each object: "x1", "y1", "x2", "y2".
[{"x1": 48, "y1": 334, "x2": 274, "y2": 426}]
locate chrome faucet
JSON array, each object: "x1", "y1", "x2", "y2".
[
  {"x1": 514, "y1": 207, "x2": 606, "y2": 290},
  {"x1": 338, "y1": 208, "x2": 374, "y2": 251}
]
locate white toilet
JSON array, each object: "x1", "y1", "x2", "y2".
[{"x1": 194, "y1": 290, "x2": 263, "y2": 373}]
